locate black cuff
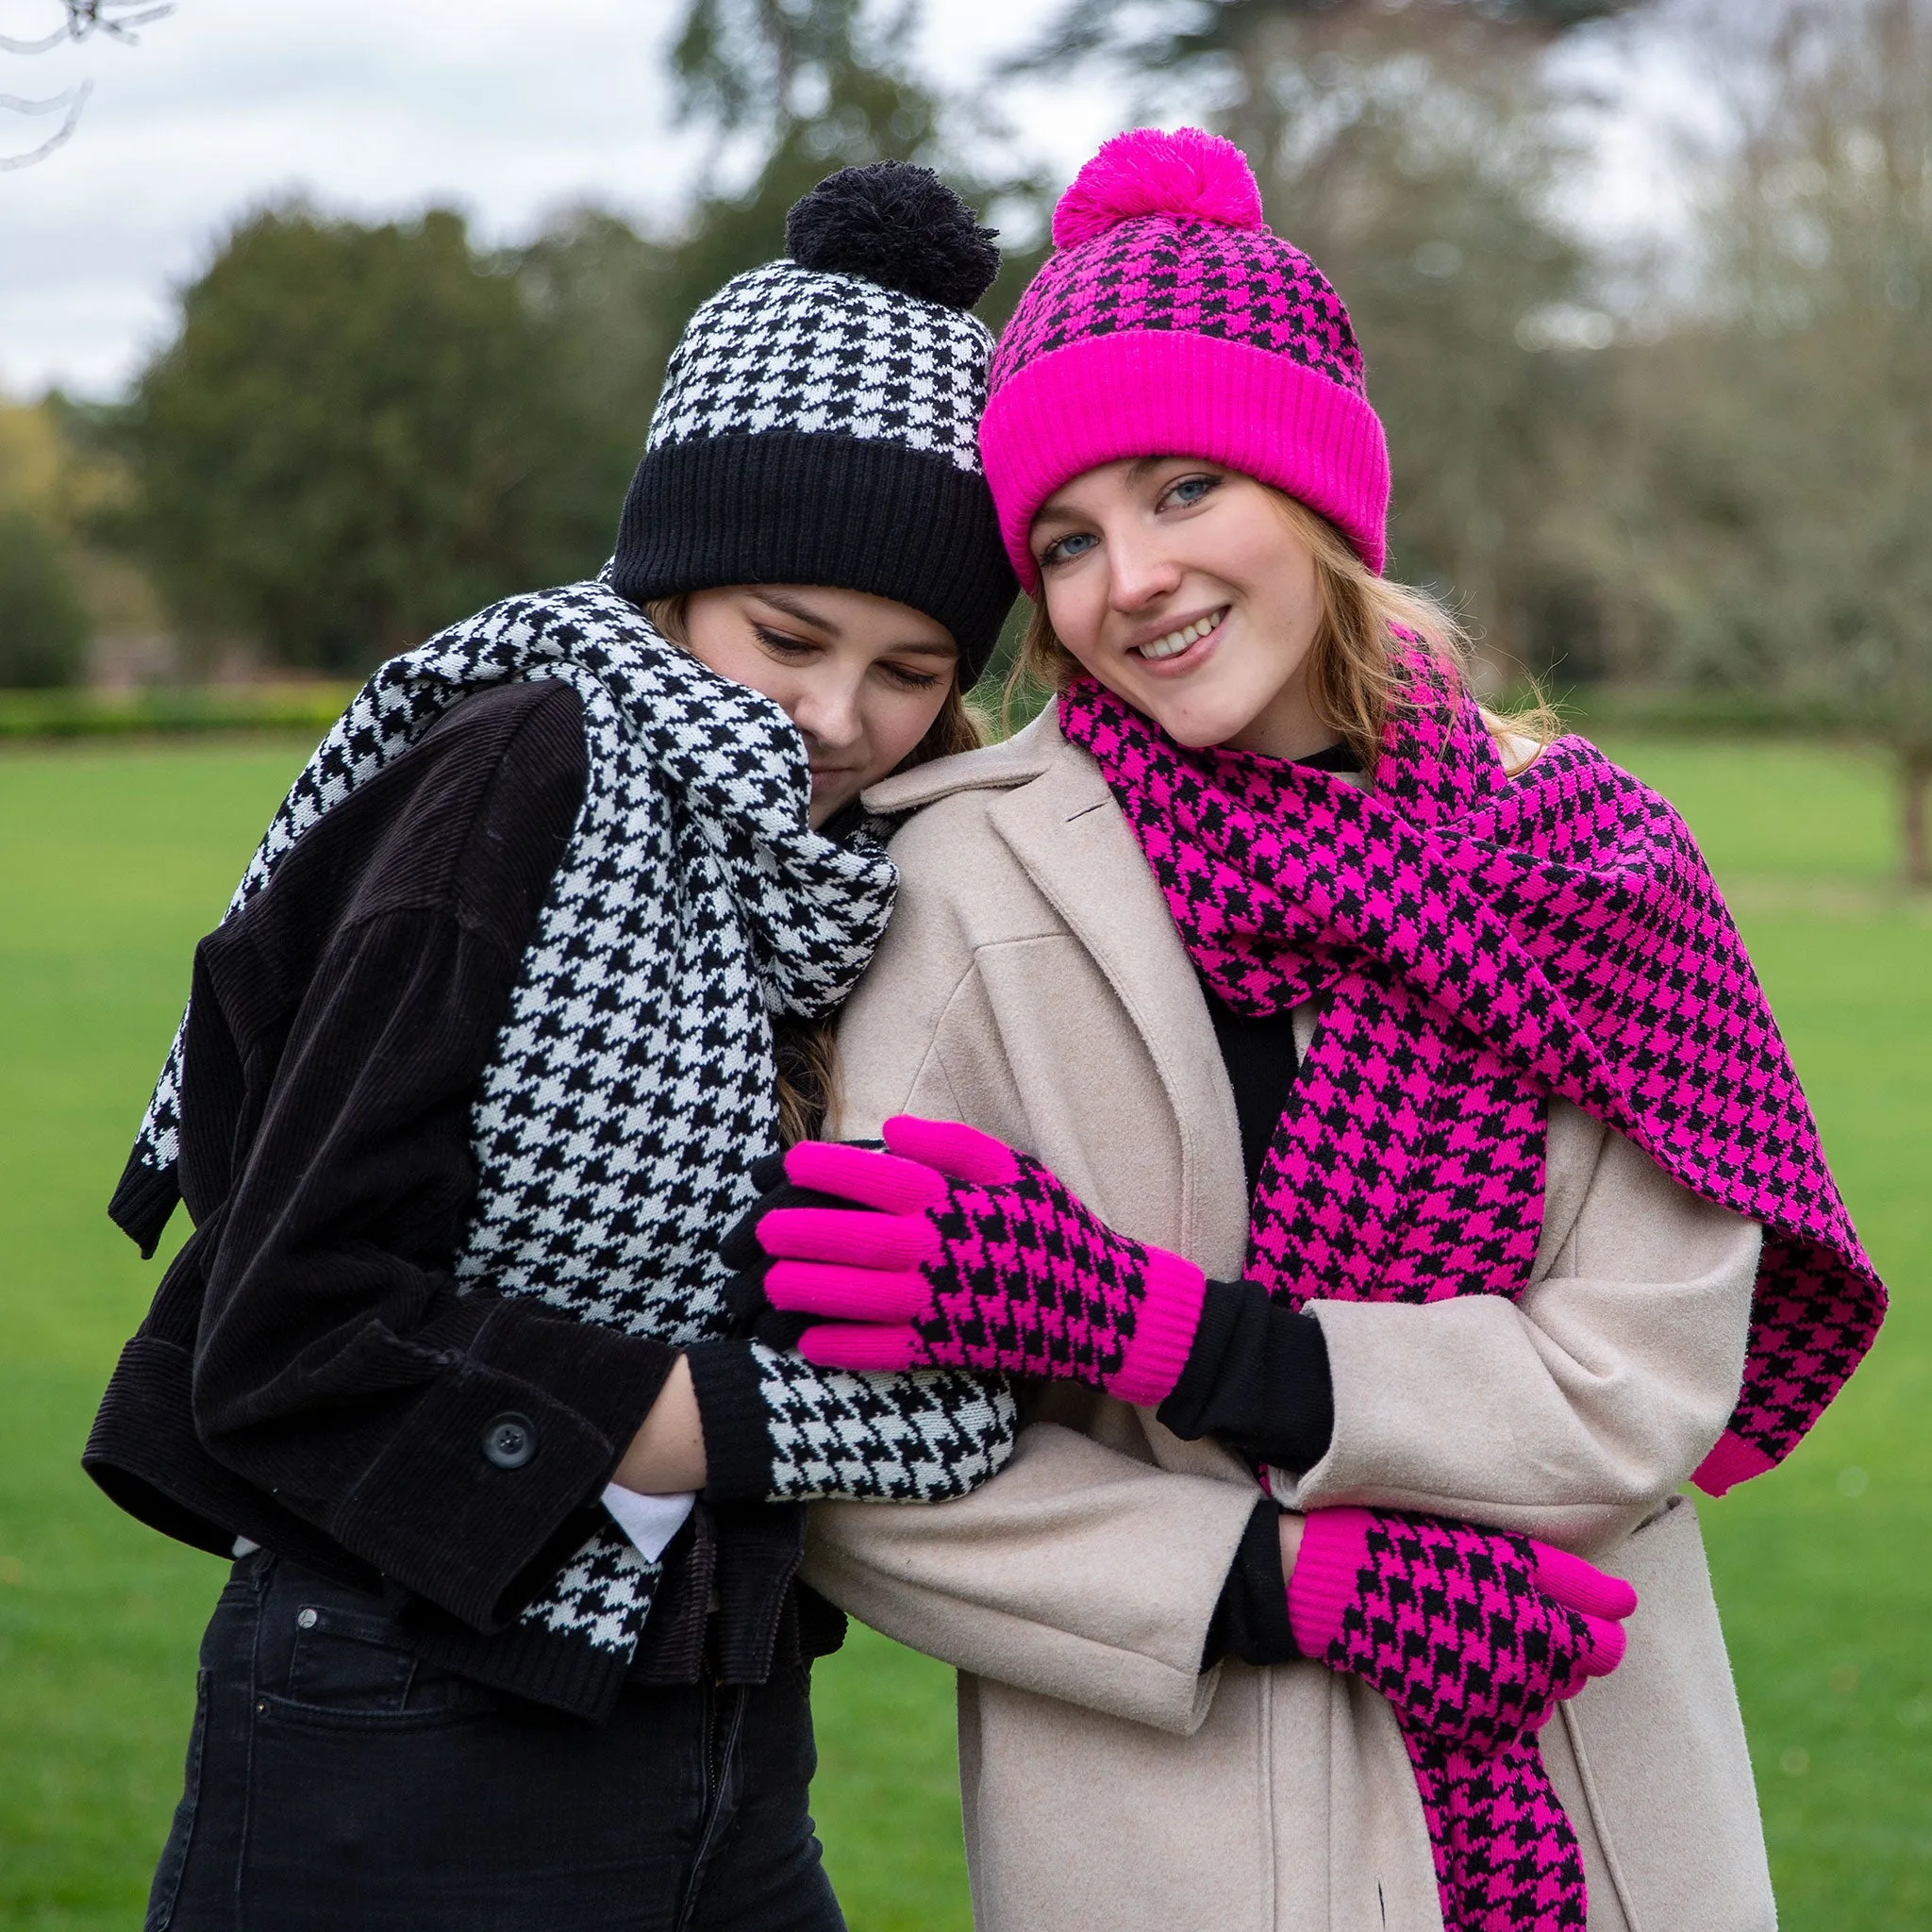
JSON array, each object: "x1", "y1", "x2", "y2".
[
  {"x1": 327, "y1": 1302, "x2": 682, "y2": 1630},
  {"x1": 1156, "y1": 1278, "x2": 1334, "y2": 1473},
  {"x1": 1203, "y1": 1497, "x2": 1300, "y2": 1669},
  {"x1": 684, "y1": 1339, "x2": 774, "y2": 1504}
]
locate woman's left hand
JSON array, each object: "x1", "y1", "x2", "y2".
[
  {"x1": 1287, "y1": 1505, "x2": 1638, "y2": 1755},
  {"x1": 751, "y1": 1115, "x2": 1208, "y2": 1405}
]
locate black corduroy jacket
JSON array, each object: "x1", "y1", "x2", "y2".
[{"x1": 88, "y1": 680, "x2": 840, "y2": 1715}]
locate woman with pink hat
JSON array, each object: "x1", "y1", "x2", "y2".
[{"x1": 745, "y1": 128, "x2": 1880, "y2": 1930}]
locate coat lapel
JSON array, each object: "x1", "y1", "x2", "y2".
[{"x1": 985, "y1": 713, "x2": 1250, "y2": 1276}]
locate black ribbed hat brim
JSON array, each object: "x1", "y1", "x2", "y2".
[{"x1": 609, "y1": 431, "x2": 1017, "y2": 688}]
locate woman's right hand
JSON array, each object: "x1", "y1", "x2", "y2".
[
  {"x1": 1285, "y1": 1506, "x2": 1637, "y2": 1755},
  {"x1": 753, "y1": 1115, "x2": 1208, "y2": 1407}
]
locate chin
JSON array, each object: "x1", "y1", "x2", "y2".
[{"x1": 1132, "y1": 689, "x2": 1265, "y2": 753}]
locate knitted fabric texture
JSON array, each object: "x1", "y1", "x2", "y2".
[
  {"x1": 113, "y1": 580, "x2": 1014, "y2": 1701},
  {"x1": 1286, "y1": 1509, "x2": 1626, "y2": 1756},
  {"x1": 1290, "y1": 1512, "x2": 1606, "y2": 1922},
  {"x1": 979, "y1": 126, "x2": 1390, "y2": 585},
  {"x1": 759, "y1": 1116, "x2": 1208, "y2": 1405},
  {"x1": 612, "y1": 166, "x2": 1016, "y2": 677},
  {"x1": 1059, "y1": 671, "x2": 1883, "y2": 1493},
  {"x1": 1407, "y1": 1732, "x2": 1589, "y2": 1931}
]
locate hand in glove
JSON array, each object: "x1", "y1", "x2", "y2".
[
  {"x1": 1286, "y1": 1506, "x2": 1638, "y2": 1755},
  {"x1": 753, "y1": 1115, "x2": 1208, "y2": 1406}
]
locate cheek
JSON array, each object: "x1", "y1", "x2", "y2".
[
  {"x1": 686, "y1": 626, "x2": 791, "y2": 711},
  {"x1": 1041, "y1": 575, "x2": 1106, "y2": 669},
  {"x1": 857, "y1": 683, "x2": 948, "y2": 779}
]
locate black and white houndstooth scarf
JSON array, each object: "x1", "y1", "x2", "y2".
[{"x1": 123, "y1": 578, "x2": 1013, "y2": 1673}]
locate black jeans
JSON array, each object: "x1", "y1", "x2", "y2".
[{"x1": 144, "y1": 1551, "x2": 846, "y2": 1932}]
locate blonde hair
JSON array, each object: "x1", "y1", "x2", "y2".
[
  {"x1": 645, "y1": 591, "x2": 984, "y2": 1141},
  {"x1": 1006, "y1": 489, "x2": 1558, "y2": 773}
]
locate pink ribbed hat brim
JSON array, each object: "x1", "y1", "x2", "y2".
[{"x1": 979, "y1": 329, "x2": 1391, "y2": 589}]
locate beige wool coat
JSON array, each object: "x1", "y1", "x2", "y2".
[{"x1": 803, "y1": 708, "x2": 1777, "y2": 1932}]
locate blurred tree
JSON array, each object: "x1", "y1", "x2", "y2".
[
  {"x1": 117, "y1": 207, "x2": 609, "y2": 673},
  {"x1": 1596, "y1": 0, "x2": 1932, "y2": 881},
  {"x1": 1012, "y1": 0, "x2": 1654, "y2": 675},
  {"x1": 0, "y1": 510, "x2": 89, "y2": 686},
  {"x1": 663, "y1": 0, "x2": 1046, "y2": 341},
  {"x1": 510, "y1": 1, "x2": 1024, "y2": 533},
  {"x1": 108, "y1": 3, "x2": 1041, "y2": 677}
]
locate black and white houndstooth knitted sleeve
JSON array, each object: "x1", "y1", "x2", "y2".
[{"x1": 687, "y1": 1341, "x2": 1015, "y2": 1505}]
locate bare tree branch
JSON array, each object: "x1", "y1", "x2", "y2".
[
  {"x1": 2, "y1": 1, "x2": 168, "y2": 168},
  {"x1": 0, "y1": 75, "x2": 90, "y2": 167},
  {"x1": 0, "y1": 0, "x2": 171, "y2": 55}
]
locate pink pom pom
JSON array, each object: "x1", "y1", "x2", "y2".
[{"x1": 1052, "y1": 126, "x2": 1264, "y2": 250}]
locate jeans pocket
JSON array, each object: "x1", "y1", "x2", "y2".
[
  {"x1": 283, "y1": 1603, "x2": 423, "y2": 1714},
  {"x1": 142, "y1": 1669, "x2": 210, "y2": 1932}
]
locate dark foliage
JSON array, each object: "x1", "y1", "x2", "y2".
[
  {"x1": 116, "y1": 207, "x2": 617, "y2": 674},
  {"x1": 0, "y1": 511, "x2": 89, "y2": 687}
]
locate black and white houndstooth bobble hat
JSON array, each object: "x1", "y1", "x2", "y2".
[{"x1": 609, "y1": 164, "x2": 1017, "y2": 685}]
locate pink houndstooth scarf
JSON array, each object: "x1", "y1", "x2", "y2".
[{"x1": 1059, "y1": 666, "x2": 1882, "y2": 1494}]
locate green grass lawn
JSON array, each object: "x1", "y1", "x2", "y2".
[{"x1": 1, "y1": 732, "x2": 1926, "y2": 1928}]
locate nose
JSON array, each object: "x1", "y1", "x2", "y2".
[
  {"x1": 1105, "y1": 524, "x2": 1183, "y2": 614},
  {"x1": 789, "y1": 673, "x2": 865, "y2": 754}
]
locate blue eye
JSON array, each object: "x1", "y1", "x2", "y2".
[
  {"x1": 1040, "y1": 530, "x2": 1100, "y2": 569},
  {"x1": 1164, "y1": 474, "x2": 1220, "y2": 508}
]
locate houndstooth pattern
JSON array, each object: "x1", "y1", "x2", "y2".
[
  {"x1": 1061, "y1": 671, "x2": 1883, "y2": 1484},
  {"x1": 1296, "y1": 1504, "x2": 1604, "y2": 1928},
  {"x1": 990, "y1": 213, "x2": 1364, "y2": 399},
  {"x1": 1407, "y1": 1731, "x2": 1588, "y2": 1931},
  {"x1": 125, "y1": 580, "x2": 1013, "y2": 1662},
  {"x1": 1317, "y1": 1514, "x2": 1598, "y2": 1756},
  {"x1": 913, "y1": 1151, "x2": 1159, "y2": 1385},
  {"x1": 646, "y1": 261, "x2": 991, "y2": 473},
  {"x1": 753, "y1": 1345, "x2": 1014, "y2": 1500}
]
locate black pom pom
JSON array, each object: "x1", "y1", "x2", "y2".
[{"x1": 785, "y1": 162, "x2": 1000, "y2": 310}]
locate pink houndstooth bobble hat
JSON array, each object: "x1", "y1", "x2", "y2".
[{"x1": 979, "y1": 126, "x2": 1391, "y2": 589}]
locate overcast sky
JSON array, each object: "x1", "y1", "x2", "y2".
[
  {"x1": 0, "y1": 0, "x2": 1685, "y2": 402},
  {"x1": 0, "y1": 0, "x2": 1136, "y2": 398}
]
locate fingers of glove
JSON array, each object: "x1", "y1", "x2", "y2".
[
  {"x1": 765, "y1": 1259, "x2": 932, "y2": 1323},
  {"x1": 882, "y1": 1114, "x2": 1024, "y2": 1186},
  {"x1": 783, "y1": 1140, "x2": 949, "y2": 1214},
  {"x1": 758, "y1": 1205, "x2": 941, "y2": 1267},
  {"x1": 1572, "y1": 1610, "x2": 1629, "y2": 1680},
  {"x1": 722, "y1": 1268, "x2": 774, "y2": 1330},
  {"x1": 749, "y1": 1307, "x2": 816, "y2": 1352},
  {"x1": 797, "y1": 1322, "x2": 923, "y2": 1374},
  {"x1": 719, "y1": 1177, "x2": 846, "y2": 1271},
  {"x1": 1529, "y1": 1541, "x2": 1638, "y2": 1622}
]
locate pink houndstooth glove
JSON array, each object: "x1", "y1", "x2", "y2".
[
  {"x1": 1287, "y1": 1507, "x2": 1637, "y2": 1756},
  {"x1": 1406, "y1": 1727, "x2": 1590, "y2": 1932},
  {"x1": 755, "y1": 1116, "x2": 1208, "y2": 1406}
]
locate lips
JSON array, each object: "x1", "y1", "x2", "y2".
[{"x1": 1130, "y1": 607, "x2": 1228, "y2": 668}]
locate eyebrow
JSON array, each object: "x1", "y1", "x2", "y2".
[
  {"x1": 1035, "y1": 455, "x2": 1183, "y2": 530},
  {"x1": 1032, "y1": 497, "x2": 1082, "y2": 530},
  {"x1": 750, "y1": 589, "x2": 956, "y2": 659},
  {"x1": 751, "y1": 589, "x2": 841, "y2": 638}
]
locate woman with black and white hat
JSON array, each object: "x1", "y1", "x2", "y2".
[{"x1": 87, "y1": 164, "x2": 1018, "y2": 1932}]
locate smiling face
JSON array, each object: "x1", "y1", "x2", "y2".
[
  {"x1": 680, "y1": 585, "x2": 958, "y2": 826},
  {"x1": 1030, "y1": 458, "x2": 1334, "y2": 760}
]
